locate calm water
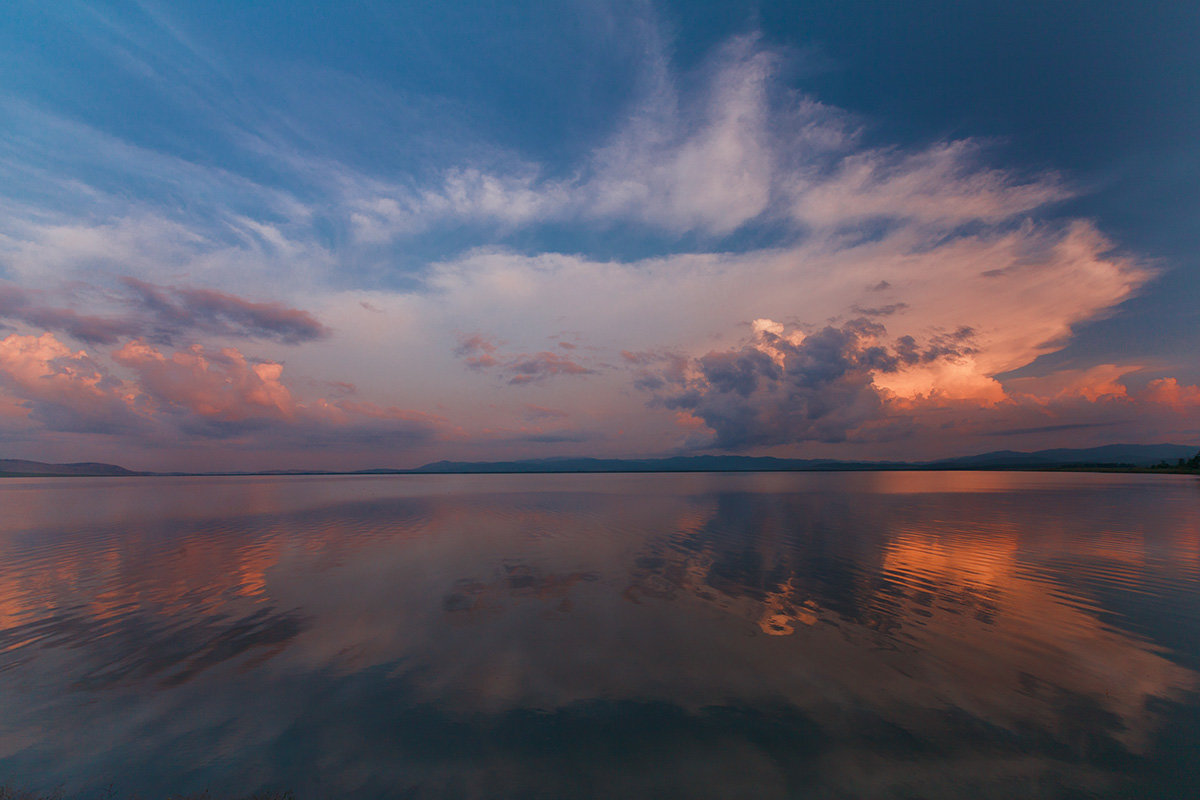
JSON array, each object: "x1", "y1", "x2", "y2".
[{"x1": 1, "y1": 471, "x2": 1199, "y2": 799}]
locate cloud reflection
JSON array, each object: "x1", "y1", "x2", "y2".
[{"x1": 0, "y1": 473, "x2": 1197, "y2": 797}]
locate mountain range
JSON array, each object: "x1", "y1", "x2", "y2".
[{"x1": 2, "y1": 444, "x2": 1197, "y2": 478}]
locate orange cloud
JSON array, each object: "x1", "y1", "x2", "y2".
[
  {"x1": 1143, "y1": 377, "x2": 1200, "y2": 408},
  {"x1": 1005, "y1": 364, "x2": 1134, "y2": 403}
]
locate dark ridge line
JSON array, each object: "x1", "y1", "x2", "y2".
[{"x1": 3, "y1": 444, "x2": 1198, "y2": 478}]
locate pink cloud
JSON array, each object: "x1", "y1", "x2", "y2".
[
  {"x1": 507, "y1": 352, "x2": 595, "y2": 384},
  {"x1": 455, "y1": 334, "x2": 596, "y2": 385},
  {"x1": 113, "y1": 340, "x2": 296, "y2": 422},
  {"x1": 0, "y1": 333, "x2": 139, "y2": 433},
  {"x1": 524, "y1": 404, "x2": 569, "y2": 421},
  {"x1": 455, "y1": 333, "x2": 500, "y2": 369},
  {"x1": 0, "y1": 332, "x2": 439, "y2": 461},
  {"x1": 1143, "y1": 378, "x2": 1200, "y2": 409}
]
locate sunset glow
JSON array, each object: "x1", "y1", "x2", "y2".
[{"x1": 1, "y1": 3, "x2": 1196, "y2": 471}]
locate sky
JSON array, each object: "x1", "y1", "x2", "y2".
[{"x1": 0, "y1": 0, "x2": 1197, "y2": 471}]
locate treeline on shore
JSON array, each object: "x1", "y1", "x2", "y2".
[{"x1": 1145, "y1": 450, "x2": 1200, "y2": 472}]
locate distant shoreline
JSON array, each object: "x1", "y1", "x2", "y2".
[
  {"x1": 3, "y1": 466, "x2": 1198, "y2": 479},
  {"x1": 3, "y1": 444, "x2": 1198, "y2": 479}
]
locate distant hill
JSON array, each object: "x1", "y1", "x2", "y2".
[
  {"x1": 3, "y1": 443, "x2": 1195, "y2": 478},
  {"x1": 409, "y1": 444, "x2": 1200, "y2": 474},
  {"x1": 0, "y1": 459, "x2": 142, "y2": 477},
  {"x1": 407, "y1": 455, "x2": 898, "y2": 474},
  {"x1": 931, "y1": 443, "x2": 1199, "y2": 469}
]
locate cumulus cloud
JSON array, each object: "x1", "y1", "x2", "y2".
[
  {"x1": 0, "y1": 332, "x2": 437, "y2": 457},
  {"x1": 631, "y1": 319, "x2": 1200, "y2": 454},
  {"x1": 640, "y1": 319, "x2": 917, "y2": 448},
  {"x1": 113, "y1": 340, "x2": 296, "y2": 426},
  {"x1": 422, "y1": 219, "x2": 1146, "y2": 388},
  {"x1": 0, "y1": 332, "x2": 139, "y2": 433}
]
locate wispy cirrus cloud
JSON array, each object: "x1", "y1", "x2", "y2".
[{"x1": 339, "y1": 35, "x2": 1066, "y2": 244}]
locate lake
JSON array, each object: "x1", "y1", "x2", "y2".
[{"x1": 1, "y1": 471, "x2": 1198, "y2": 798}]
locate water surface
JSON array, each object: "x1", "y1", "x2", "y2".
[{"x1": 1, "y1": 471, "x2": 1198, "y2": 798}]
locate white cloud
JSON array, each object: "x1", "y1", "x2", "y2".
[
  {"x1": 791, "y1": 140, "x2": 1068, "y2": 228},
  {"x1": 585, "y1": 35, "x2": 777, "y2": 234}
]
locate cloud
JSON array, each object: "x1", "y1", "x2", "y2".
[
  {"x1": 584, "y1": 35, "x2": 776, "y2": 235},
  {"x1": 454, "y1": 333, "x2": 597, "y2": 385},
  {"x1": 347, "y1": 168, "x2": 571, "y2": 244},
  {"x1": 423, "y1": 218, "x2": 1145, "y2": 391},
  {"x1": 120, "y1": 278, "x2": 329, "y2": 345},
  {"x1": 111, "y1": 339, "x2": 442, "y2": 447},
  {"x1": 790, "y1": 140, "x2": 1068, "y2": 229},
  {"x1": 633, "y1": 318, "x2": 1200, "y2": 454},
  {"x1": 0, "y1": 285, "x2": 140, "y2": 344},
  {"x1": 1137, "y1": 378, "x2": 1200, "y2": 409},
  {"x1": 523, "y1": 404, "x2": 569, "y2": 421},
  {"x1": 113, "y1": 339, "x2": 296, "y2": 427},
  {"x1": 455, "y1": 334, "x2": 500, "y2": 369},
  {"x1": 335, "y1": 37, "x2": 1064, "y2": 242},
  {"x1": 0, "y1": 278, "x2": 328, "y2": 346},
  {"x1": 0, "y1": 27, "x2": 1184, "y2": 465},
  {"x1": 507, "y1": 352, "x2": 596, "y2": 384},
  {"x1": 644, "y1": 319, "x2": 914, "y2": 449},
  {"x1": 0, "y1": 332, "x2": 438, "y2": 460},
  {"x1": 0, "y1": 332, "x2": 140, "y2": 433}
]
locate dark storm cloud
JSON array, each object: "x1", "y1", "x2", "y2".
[
  {"x1": 894, "y1": 327, "x2": 978, "y2": 366},
  {"x1": 640, "y1": 320, "x2": 979, "y2": 450}
]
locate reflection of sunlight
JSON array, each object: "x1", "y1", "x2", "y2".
[
  {"x1": 882, "y1": 527, "x2": 1019, "y2": 588},
  {"x1": 863, "y1": 470, "x2": 1043, "y2": 494},
  {"x1": 874, "y1": 521, "x2": 1196, "y2": 753},
  {"x1": 757, "y1": 580, "x2": 819, "y2": 636}
]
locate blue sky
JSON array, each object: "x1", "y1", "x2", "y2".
[{"x1": 0, "y1": 0, "x2": 1197, "y2": 469}]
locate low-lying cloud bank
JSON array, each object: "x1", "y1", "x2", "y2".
[{"x1": 0, "y1": 332, "x2": 437, "y2": 457}]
